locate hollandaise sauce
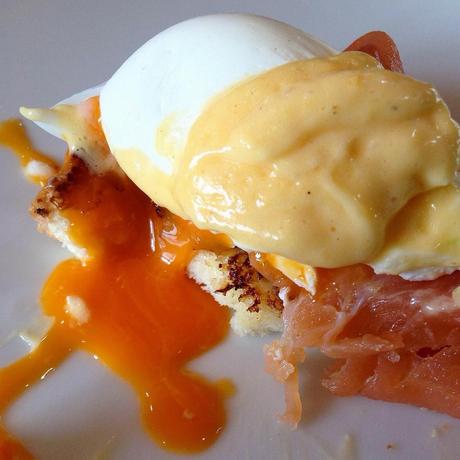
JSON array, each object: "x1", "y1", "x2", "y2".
[
  {"x1": 113, "y1": 52, "x2": 458, "y2": 269},
  {"x1": 0, "y1": 113, "x2": 231, "y2": 457}
]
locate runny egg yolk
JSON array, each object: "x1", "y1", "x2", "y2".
[
  {"x1": 0, "y1": 120, "x2": 58, "y2": 185},
  {"x1": 0, "y1": 111, "x2": 233, "y2": 456}
]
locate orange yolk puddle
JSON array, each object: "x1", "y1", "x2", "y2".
[{"x1": 0, "y1": 104, "x2": 232, "y2": 457}]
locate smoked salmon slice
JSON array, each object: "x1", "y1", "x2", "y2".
[{"x1": 265, "y1": 265, "x2": 460, "y2": 425}]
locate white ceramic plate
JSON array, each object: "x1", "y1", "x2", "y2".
[{"x1": 1, "y1": 1, "x2": 460, "y2": 459}]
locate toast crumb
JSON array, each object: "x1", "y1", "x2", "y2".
[
  {"x1": 30, "y1": 154, "x2": 90, "y2": 260},
  {"x1": 188, "y1": 249, "x2": 283, "y2": 335}
]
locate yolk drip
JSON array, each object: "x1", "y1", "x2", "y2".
[
  {"x1": 0, "y1": 119, "x2": 58, "y2": 185},
  {"x1": 0, "y1": 111, "x2": 231, "y2": 457},
  {"x1": 0, "y1": 426, "x2": 34, "y2": 460}
]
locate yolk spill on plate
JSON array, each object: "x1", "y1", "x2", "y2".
[
  {"x1": 0, "y1": 112, "x2": 232, "y2": 457},
  {"x1": 0, "y1": 119, "x2": 58, "y2": 185}
]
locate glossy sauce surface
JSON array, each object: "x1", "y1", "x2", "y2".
[
  {"x1": 112, "y1": 52, "x2": 458, "y2": 270},
  {"x1": 178, "y1": 52, "x2": 457, "y2": 267},
  {"x1": 0, "y1": 115, "x2": 231, "y2": 456}
]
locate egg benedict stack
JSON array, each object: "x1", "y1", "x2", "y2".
[{"x1": 18, "y1": 13, "x2": 460, "y2": 430}]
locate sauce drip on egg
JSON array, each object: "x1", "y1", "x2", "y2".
[
  {"x1": 109, "y1": 52, "x2": 458, "y2": 270},
  {"x1": 0, "y1": 105, "x2": 231, "y2": 456}
]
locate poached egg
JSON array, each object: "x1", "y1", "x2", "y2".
[{"x1": 22, "y1": 13, "x2": 460, "y2": 285}]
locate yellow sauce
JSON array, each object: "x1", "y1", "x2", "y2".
[
  {"x1": 113, "y1": 52, "x2": 458, "y2": 268},
  {"x1": 372, "y1": 185, "x2": 460, "y2": 274}
]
